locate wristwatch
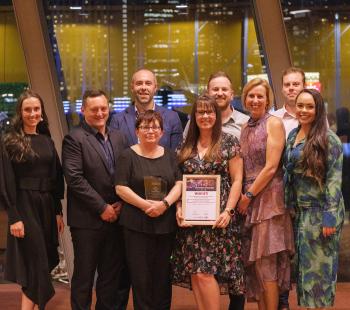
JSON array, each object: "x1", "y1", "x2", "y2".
[
  {"x1": 162, "y1": 199, "x2": 170, "y2": 209},
  {"x1": 245, "y1": 191, "x2": 255, "y2": 200},
  {"x1": 224, "y1": 208, "x2": 235, "y2": 216}
]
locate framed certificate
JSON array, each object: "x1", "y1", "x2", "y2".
[{"x1": 182, "y1": 174, "x2": 220, "y2": 225}]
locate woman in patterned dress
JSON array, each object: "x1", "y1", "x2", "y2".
[
  {"x1": 238, "y1": 78, "x2": 294, "y2": 310},
  {"x1": 172, "y1": 94, "x2": 244, "y2": 310},
  {"x1": 284, "y1": 88, "x2": 345, "y2": 309}
]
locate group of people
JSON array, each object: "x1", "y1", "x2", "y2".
[{"x1": 0, "y1": 67, "x2": 345, "y2": 310}]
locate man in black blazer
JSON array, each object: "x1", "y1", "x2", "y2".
[{"x1": 62, "y1": 89, "x2": 128, "y2": 310}]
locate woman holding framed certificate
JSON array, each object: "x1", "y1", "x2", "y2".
[
  {"x1": 172, "y1": 94, "x2": 244, "y2": 310},
  {"x1": 238, "y1": 78, "x2": 294, "y2": 310},
  {"x1": 115, "y1": 111, "x2": 182, "y2": 310}
]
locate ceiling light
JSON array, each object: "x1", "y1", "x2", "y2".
[
  {"x1": 176, "y1": 5, "x2": 188, "y2": 9},
  {"x1": 289, "y1": 9, "x2": 311, "y2": 15}
]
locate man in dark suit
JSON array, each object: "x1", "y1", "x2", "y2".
[
  {"x1": 62, "y1": 89, "x2": 128, "y2": 310},
  {"x1": 109, "y1": 68, "x2": 183, "y2": 150}
]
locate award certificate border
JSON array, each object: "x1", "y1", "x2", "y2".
[{"x1": 182, "y1": 174, "x2": 220, "y2": 225}]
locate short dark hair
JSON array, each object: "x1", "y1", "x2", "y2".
[
  {"x1": 82, "y1": 89, "x2": 108, "y2": 107},
  {"x1": 207, "y1": 71, "x2": 232, "y2": 89},
  {"x1": 135, "y1": 110, "x2": 163, "y2": 130},
  {"x1": 282, "y1": 67, "x2": 306, "y2": 85}
]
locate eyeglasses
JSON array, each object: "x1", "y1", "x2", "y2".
[
  {"x1": 196, "y1": 110, "x2": 215, "y2": 117},
  {"x1": 138, "y1": 126, "x2": 161, "y2": 132}
]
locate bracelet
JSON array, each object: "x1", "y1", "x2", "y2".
[{"x1": 162, "y1": 199, "x2": 170, "y2": 209}]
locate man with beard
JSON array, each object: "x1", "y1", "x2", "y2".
[
  {"x1": 208, "y1": 72, "x2": 248, "y2": 310},
  {"x1": 109, "y1": 68, "x2": 182, "y2": 309},
  {"x1": 183, "y1": 72, "x2": 248, "y2": 141},
  {"x1": 110, "y1": 68, "x2": 183, "y2": 150}
]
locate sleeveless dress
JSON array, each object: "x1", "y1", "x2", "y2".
[
  {"x1": 171, "y1": 133, "x2": 245, "y2": 295},
  {"x1": 0, "y1": 134, "x2": 64, "y2": 309},
  {"x1": 240, "y1": 113, "x2": 294, "y2": 301}
]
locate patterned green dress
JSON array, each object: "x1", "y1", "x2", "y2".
[{"x1": 284, "y1": 127, "x2": 345, "y2": 308}]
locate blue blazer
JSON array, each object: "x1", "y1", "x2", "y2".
[{"x1": 109, "y1": 105, "x2": 183, "y2": 150}]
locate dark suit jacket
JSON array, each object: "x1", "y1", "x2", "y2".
[
  {"x1": 62, "y1": 122, "x2": 128, "y2": 229},
  {"x1": 109, "y1": 105, "x2": 183, "y2": 150}
]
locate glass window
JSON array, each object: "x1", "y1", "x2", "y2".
[
  {"x1": 0, "y1": 3, "x2": 28, "y2": 133},
  {"x1": 281, "y1": 0, "x2": 350, "y2": 281},
  {"x1": 281, "y1": 1, "x2": 350, "y2": 115},
  {"x1": 44, "y1": 0, "x2": 265, "y2": 128},
  {"x1": 0, "y1": 1, "x2": 28, "y2": 282}
]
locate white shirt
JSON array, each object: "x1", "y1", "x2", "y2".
[{"x1": 270, "y1": 105, "x2": 298, "y2": 139}]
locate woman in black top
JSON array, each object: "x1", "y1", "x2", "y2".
[
  {"x1": 115, "y1": 110, "x2": 182, "y2": 310},
  {"x1": 0, "y1": 90, "x2": 64, "y2": 309}
]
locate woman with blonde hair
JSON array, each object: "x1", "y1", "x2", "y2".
[{"x1": 238, "y1": 78, "x2": 294, "y2": 310}]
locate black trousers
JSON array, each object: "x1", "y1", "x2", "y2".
[
  {"x1": 70, "y1": 224, "x2": 124, "y2": 310},
  {"x1": 228, "y1": 294, "x2": 245, "y2": 310},
  {"x1": 123, "y1": 228, "x2": 175, "y2": 310}
]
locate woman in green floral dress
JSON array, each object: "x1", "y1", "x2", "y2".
[{"x1": 284, "y1": 88, "x2": 345, "y2": 309}]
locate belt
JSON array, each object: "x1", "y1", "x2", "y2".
[{"x1": 18, "y1": 177, "x2": 54, "y2": 192}]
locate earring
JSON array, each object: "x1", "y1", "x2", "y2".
[{"x1": 40, "y1": 115, "x2": 44, "y2": 121}]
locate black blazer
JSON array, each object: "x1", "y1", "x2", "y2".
[{"x1": 62, "y1": 122, "x2": 128, "y2": 229}]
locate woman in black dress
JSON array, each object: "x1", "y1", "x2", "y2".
[
  {"x1": 0, "y1": 90, "x2": 64, "y2": 309},
  {"x1": 115, "y1": 110, "x2": 182, "y2": 310}
]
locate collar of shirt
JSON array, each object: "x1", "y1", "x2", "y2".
[
  {"x1": 82, "y1": 120, "x2": 109, "y2": 141},
  {"x1": 134, "y1": 102, "x2": 156, "y2": 118},
  {"x1": 222, "y1": 107, "x2": 236, "y2": 125},
  {"x1": 81, "y1": 120, "x2": 107, "y2": 135},
  {"x1": 274, "y1": 105, "x2": 296, "y2": 119}
]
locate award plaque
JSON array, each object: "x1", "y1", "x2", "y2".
[
  {"x1": 144, "y1": 176, "x2": 167, "y2": 201},
  {"x1": 182, "y1": 175, "x2": 220, "y2": 225}
]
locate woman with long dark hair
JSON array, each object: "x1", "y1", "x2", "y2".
[
  {"x1": 172, "y1": 94, "x2": 244, "y2": 310},
  {"x1": 0, "y1": 90, "x2": 64, "y2": 309},
  {"x1": 284, "y1": 89, "x2": 344, "y2": 309}
]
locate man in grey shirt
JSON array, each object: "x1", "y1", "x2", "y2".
[{"x1": 184, "y1": 72, "x2": 248, "y2": 140}]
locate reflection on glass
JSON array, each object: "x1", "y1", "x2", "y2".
[
  {"x1": 281, "y1": 0, "x2": 350, "y2": 282},
  {"x1": 281, "y1": 0, "x2": 350, "y2": 115},
  {"x1": 0, "y1": 5, "x2": 28, "y2": 133},
  {"x1": 44, "y1": 1, "x2": 265, "y2": 128}
]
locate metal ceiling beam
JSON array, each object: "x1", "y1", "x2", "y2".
[
  {"x1": 12, "y1": 0, "x2": 73, "y2": 281},
  {"x1": 252, "y1": 0, "x2": 292, "y2": 107}
]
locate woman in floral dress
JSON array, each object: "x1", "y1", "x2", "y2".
[
  {"x1": 172, "y1": 94, "x2": 244, "y2": 310},
  {"x1": 284, "y1": 88, "x2": 344, "y2": 309}
]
